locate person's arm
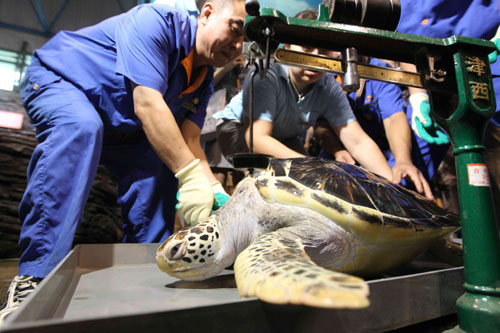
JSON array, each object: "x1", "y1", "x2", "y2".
[
  {"x1": 133, "y1": 84, "x2": 196, "y2": 172},
  {"x1": 244, "y1": 118, "x2": 305, "y2": 158},
  {"x1": 181, "y1": 118, "x2": 230, "y2": 210},
  {"x1": 335, "y1": 120, "x2": 393, "y2": 180},
  {"x1": 304, "y1": 126, "x2": 314, "y2": 153},
  {"x1": 133, "y1": 84, "x2": 214, "y2": 225},
  {"x1": 400, "y1": 62, "x2": 449, "y2": 145},
  {"x1": 240, "y1": 63, "x2": 304, "y2": 158},
  {"x1": 213, "y1": 55, "x2": 245, "y2": 86},
  {"x1": 371, "y1": 73, "x2": 435, "y2": 199},
  {"x1": 180, "y1": 119, "x2": 218, "y2": 182},
  {"x1": 314, "y1": 120, "x2": 355, "y2": 164},
  {"x1": 384, "y1": 112, "x2": 434, "y2": 199}
]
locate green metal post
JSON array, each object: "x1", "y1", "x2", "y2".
[{"x1": 434, "y1": 48, "x2": 500, "y2": 332}]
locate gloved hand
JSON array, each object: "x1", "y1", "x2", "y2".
[
  {"x1": 488, "y1": 38, "x2": 500, "y2": 69},
  {"x1": 409, "y1": 92, "x2": 450, "y2": 145},
  {"x1": 175, "y1": 159, "x2": 214, "y2": 226},
  {"x1": 211, "y1": 181, "x2": 230, "y2": 211}
]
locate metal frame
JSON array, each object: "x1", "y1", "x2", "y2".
[{"x1": 1, "y1": 244, "x2": 465, "y2": 333}]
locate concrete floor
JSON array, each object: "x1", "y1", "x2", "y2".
[{"x1": 0, "y1": 258, "x2": 19, "y2": 305}]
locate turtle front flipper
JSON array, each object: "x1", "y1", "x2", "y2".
[{"x1": 234, "y1": 232, "x2": 370, "y2": 309}]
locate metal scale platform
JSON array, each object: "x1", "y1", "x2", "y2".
[
  {"x1": 3, "y1": 0, "x2": 499, "y2": 332},
  {"x1": 1, "y1": 243, "x2": 463, "y2": 332}
]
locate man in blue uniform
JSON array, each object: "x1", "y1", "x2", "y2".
[
  {"x1": 397, "y1": 0, "x2": 500, "y2": 218},
  {"x1": 0, "y1": 0, "x2": 246, "y2": 323}
]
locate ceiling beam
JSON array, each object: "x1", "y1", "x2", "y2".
[
  {"x1": 28, "y1": 0, "x2": 48, "y2": 34},
  {"x1": 48, "y1": 0, "x2": 71, "y2": 32},
  {"x1": 0, "y1": 21, "x2": 51, "y2": 37}
]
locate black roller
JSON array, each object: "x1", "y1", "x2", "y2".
[
  {"x1": 322, "y1": 0, "x2": 401, "y2": 31},
  {"x1": 245, "y1": 0, "x2": 260, "y2": 17}
]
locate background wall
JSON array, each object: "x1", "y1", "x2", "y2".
[
  {"x1": 0, "y1": 0, "x2": 137, "y2": 53},
  {"x1": 0, "y1": 0, "x2": 325, "y2": 54},
  {"x1": 259, "y1": 0, "x2": 322, "y2": 16}
]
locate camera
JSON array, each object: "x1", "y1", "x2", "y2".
[{"x1": 322, "y1": 0, "x2": 401, "y2": 31}]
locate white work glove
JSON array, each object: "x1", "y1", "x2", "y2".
[
  {"x1": 211, "y1": 181, "x2": 230, "y2": 211},
  {"x1": 409, "y1": 92, "x2": 450, "y2": 145},
  {"x1": 175, "y1": 159, "x2": 214, "y2": 226}
]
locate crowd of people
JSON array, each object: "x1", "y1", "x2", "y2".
[{"x1": 1, "y1": 0, "x2": 499, "y2": 325}]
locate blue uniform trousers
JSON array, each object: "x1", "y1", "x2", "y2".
[{"x1": 18, "y1": 61, "x2": 176, "y2": 278}]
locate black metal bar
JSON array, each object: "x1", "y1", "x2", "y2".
[
  {"x1": 0, "y1": 21, "x2": 51, "y2": 37},
  {"x1": 248, "y1": 64, "x2": 258, "y2": 153},
  {"x1": 48, "y1": 0, "x2": 71, "y2": 32}
]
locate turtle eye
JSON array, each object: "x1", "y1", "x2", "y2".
[
  {"x1": 171, "y1": 244, "x2": 180, "y2": 257},
  {"x1": 167, "y1": 242, "x2": 185, "y2": 260}
]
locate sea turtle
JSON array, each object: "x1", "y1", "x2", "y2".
[{"x1": 156, "y1": 157, "x2": 460, "y2": 309}]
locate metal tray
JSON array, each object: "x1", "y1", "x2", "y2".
[{"x1": 1, "y1": 243, "x2": 464, "y2": 333}]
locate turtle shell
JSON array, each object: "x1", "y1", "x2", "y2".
[{"x1": 252, "y1": 157, "x2": 460, "y2": 245}]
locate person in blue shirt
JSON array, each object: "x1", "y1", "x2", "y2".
[
  {"x1": 397, "y1": 0, "x2": 500, "y2": 219},
  {"x1": 0, "y1": 0, "x2": 246, "y2": 324},
  {"x1": 314, "y1": 57, "x2": 434, "y2": 199},
  {"x1": 214, "y1": 10, "x2": 393, "y2": 181}
]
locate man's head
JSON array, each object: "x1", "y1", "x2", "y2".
[{"x1": 195, "y1": 0, "x2": 247, "y2": 67}]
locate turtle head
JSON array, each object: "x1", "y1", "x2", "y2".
[{"x1": 156, "y1": 217, "x2": 228, "y2": 281}]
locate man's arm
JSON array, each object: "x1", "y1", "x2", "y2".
[
  {"x1": 335, "y1": 120, "x2": 393, "y2": 180},
  {"x1": 180, "y1": 118, "x2": 218, "y2": 183},
  {"x1": 132, "y1": 84, "x2": 214, "y2": 225},
  {"x1": 182, "y1": 118, "x2": 231, "y2": 211},
  {"x1": 314, "y1": 120, "x2": 355, "y2": 164},
  {"x1": 133, "y1": 84, "x2": 196, "y2": 172},
  {"x1": 213, "y1": 55, "x2": 245, "y2": 87},
  {"x1": 383, "y1": 112, "x2": 434, "y2": 199},
  {"x1": 244, "y1": 118, "x2": 305, "y2": 158}
]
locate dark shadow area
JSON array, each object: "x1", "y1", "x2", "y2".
[{"x1": 165, "y1": 273, "x2": 236, "y2": 289}]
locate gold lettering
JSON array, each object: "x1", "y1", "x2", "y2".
[
  {"x1": 470, "y1": 82, "x2": 490, "y2": 101},
  {"x1": 466, "y1": 56, "x2": 487, "y2": 77}
]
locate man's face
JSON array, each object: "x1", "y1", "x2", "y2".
[
  {"x1": 198, "y1": 1, "x2": 247, "y2": 67},
  {"x1": 286, "y1": 44, "x2": 335, "y2": 85}
]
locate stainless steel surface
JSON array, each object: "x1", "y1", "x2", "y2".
[
  {"x1": 1, "y1": 244, "x2": 464, "y2": 333},
  {"x1": 274, "y1": 48, "x2": 424, "y2": 88}
]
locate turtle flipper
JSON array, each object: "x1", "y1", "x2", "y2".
[{"x1": 234, "y1": 232, "x2": 369, "y2": 309}]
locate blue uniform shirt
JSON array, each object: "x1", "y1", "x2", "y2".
[
  {"x1": 214, "y1": 62, "x2": 355, "y2": 141},
  {"x1": 398, "y1": 0, "x2": 500, "y2": 127},
  {"x1": 398, "y1": 0, "x2": 500, "y2": 40},
  {"x1": 152, "y1": 0, "x2": 200, "y2": 18},
  {"x1": 348, "y1": 58, "x2": 406, "y2": 152},
  {"x1": 33, "y1": 4, "x2": 213, "y2": 132}
]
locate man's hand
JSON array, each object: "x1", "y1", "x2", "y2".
[
  {"x1": 211, "y1": 181, "x2": 230, "y2": 211},
  {"x1": 175, "y1": 159, "x2": 214, "y2": 226},
  {"x1": 333, "y1": 149, "x2": 356, "y2": 165},
  {"x1": 392, "y1": 160, "x2": 434, "y2": 200},
  {"x1": 409, "y1": 93, "x2": 450, "y2": 145}
]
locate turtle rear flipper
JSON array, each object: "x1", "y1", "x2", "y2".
[
  {"x1": 234, "y1": 232, "x2": 370, "y2": 309},
  {"x1": 427, "y1": 233, "x2": 463, "y2": 266}
]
